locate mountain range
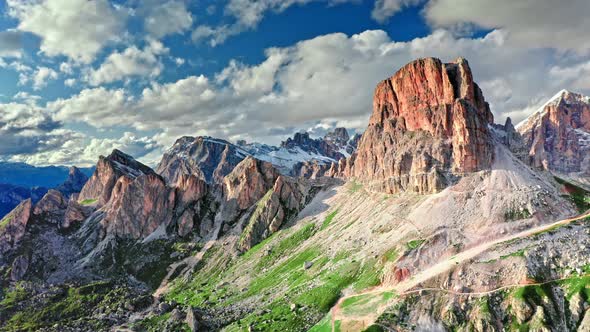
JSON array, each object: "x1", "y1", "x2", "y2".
[{"x1": 2, "y1": 57, "x2": 590, "y2": 331}]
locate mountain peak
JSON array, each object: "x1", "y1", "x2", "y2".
[
  {"x1": 345, "y1": 56, "x2": 494, "y2": 193},
  {"x1": 516, "y1": 89, "x2": 590, "y2": 130}
]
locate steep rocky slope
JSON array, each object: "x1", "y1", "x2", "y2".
[{"x1": 517, "y1": 90, "x2": 590, "y2": 185}]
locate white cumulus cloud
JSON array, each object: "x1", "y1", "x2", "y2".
[{"x1": 7, "y1": 0, "x2": 128, "y2": 63}]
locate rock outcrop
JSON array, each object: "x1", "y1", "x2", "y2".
[
  {"x1": 101, "y1": 173, "x2": 176, "y2": 239},
  {"x1": 157, "y1": 136, "x2": 248, "y2": 185},
  {"x1": 78, "y1": 150, "x2": 155, "y2": 206},
  {"x1": 341, "y1": 57, "x2": 494, "y2": 194},
  {"x1": 33, "y1": 189, "x2": 68, "y2": 224},
  {"x1": 517, "y1": 90, "x2": 590, "y2": 174},
  {"x1": 218, "y1": 157, "x2": 280, "y2": 224},
  {"x1": 0, "y1": 199, "x2": 32, "y2": 257},
  {"x1": 55, "y1": 166, "x2": 89, "y2": 198},
  {"x1": 238, "y1": 176, "x2": 310, "y2": 251},
  {"x1": 292, "y1": 160, "x2": 332, "y2": 179},
  {"x1": 174, "y1": 174, "x2": 209, "y2": 237}
]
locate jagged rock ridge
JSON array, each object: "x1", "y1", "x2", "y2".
[{"x1": 517, "y1": 90, "x2": 590, "y2": 177}]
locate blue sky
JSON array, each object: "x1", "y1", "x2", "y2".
[{"x1": 0, "y1": 0, "x2": 589, "y2": 166}]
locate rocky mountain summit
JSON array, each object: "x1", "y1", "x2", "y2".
[
  {"x1": 517, "y1": 90, "x2": 590, "y2": 182},
  {"x1": 333, "y1": 57, "x2": 494, "y2": 194},
  {"x1": 2, "y1": 57, "x2": 590, "y2": 332},
  {"x1": 156, "y1": 128, "x2": 360, "y2": 185}
]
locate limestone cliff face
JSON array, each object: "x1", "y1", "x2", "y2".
[
  {"x1": 101, "y1": 173, "x2": 176, "y2": 239},
  {"x1": 517, "y1": 90, "x2": 590, "y2": 174},
  {"x1": 341, "y1": 57, "x2": 494, "y2": 194},
  {"x1": 78, "y1": 150, "x2": 155, "y2": 206},
  {"x1": 0, "y1": 199, "x2": 32, "y2": 256},
  {"x1": 221, "y1": 157, "x2": 280, "y2": 213},
  {"x1": 237, "y1": 175, "x2": 310, "y2": 252},
  {"x1": 174, "y1": 174, "x2": 209, "y2": 237}
]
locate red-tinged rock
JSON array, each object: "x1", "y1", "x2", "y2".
[
  {"x1": 78, "y1": 149, "x2": 154, "y2": 206},
  {"x1": 341, "y1": 57, "x2": 494, "y2": 194},
  {"x1": 174, "y1": 174, "x2": 209, "y2": 237},
  {"x1": 62, "y1": 199, "x2": 92, "y2": 230},
  {"x1": 517, "y1": 90, "x2": 590, "y2": 174},
  {"x1": 0, "y1": 199, "x2": 32, "y2": 256},
  {"x1": 222, "y1": 157, "x2": 279, "y2": 212},
  {"x1": 101, "y1": 173, "x2": 176, "y2": 239}
]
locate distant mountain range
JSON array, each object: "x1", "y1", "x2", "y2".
[
  {"x1": 0, "y1": 162, "x2": 94, "y2": 188},
  {"x1": 0, "y1": 164, "x2": 93, "y2": 219}
]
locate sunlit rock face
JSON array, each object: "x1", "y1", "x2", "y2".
[{"x1": 340, "y1": 57, "x2": 494, "y2": 194}]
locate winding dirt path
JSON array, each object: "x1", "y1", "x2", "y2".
[{"x1": 331, "y1": 210, "x2": 590, "y2": 331}]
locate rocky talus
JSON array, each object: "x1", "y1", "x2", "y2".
[{"x1": 337, "y1": 57, "x2": 494, "y2": 194}]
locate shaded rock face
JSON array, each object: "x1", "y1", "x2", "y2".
[
  {"x1": 55, "y1": 166, "x2": 89, "y2": 198},
  {"x1": 517, "y1": 90, "x2": 590, "y2": 174},
  {"x1": 238, "y1": 176, "x2": 310, "y2": 251},
  {"x1": 0, "y1": 199, "x2": 32, "y2": 257},
  {"x1": 280, "y1": 128, "x2": 355, "y2": 161},
  {"x1": 10, "y1": 255, "x2": 29, "y2": 281},
  {"x1": 219, "y1": 157, "x2": 280, "y2": 223},
  {"x1": 79, "y1": 149, "x2": 155, "y2": 206},
  {"x1": 292, "y1": 160, "x2": 332, "y2": 179},
  {"x1": 33, "y1": 189, "x2": 68, "y2": 224},
  {"x1": 491, "y1": 117, "x2": 528, "y2": 159},
  {"x1": 174, "y1": 174, "x2": 209, "y2": 237},
  {"x1": 62, "y1": 199, "x2": 92, "y2": 230},
  {"x1": 157, "y1": 136, "x2": 248, "y2": 185},
  {"x1": 342, "y1": 57, "x2": 494, "y2": 194}
]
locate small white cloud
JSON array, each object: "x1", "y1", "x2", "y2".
[
  {"x1": 85, "y1": 40, "x2": 169, "y2": 86},
  {"x1": 64, "y1": 78, "x2": 76, "y2": 87},
  {"x1": 32, "y1": 67, "x2": 59, "y2": 90},
  {"x1": 141, "y1": 0, "x2": 193, "y2": 38},
  {"x1": 12, "y1": 92, "x2": 42, "y2": 105},
  {"x1": 59, "y1": 62, "x2": 74, "y2": 75},
  {"x1": 18, "y1": 66, "x2": 59, "y2": 90},
  {"x1": 371, "y1": 0, "x2": 423, "y2": 23}
]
